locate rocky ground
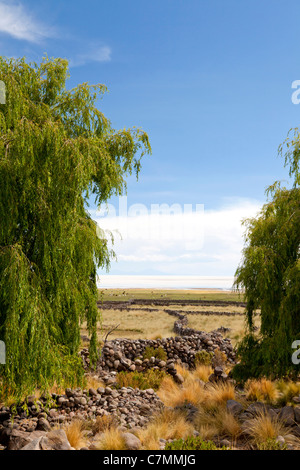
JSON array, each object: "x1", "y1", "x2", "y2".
[{"x1": 1, "y1": 300, "x2": 299, "y2": 450}]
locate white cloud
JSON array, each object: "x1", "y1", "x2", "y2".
[
  {"x1": 93, "y1": 197, "x2": 263, "y2": 277},
  {"x1": 69, "y1": 45, "x2": 112, "y2": 67},
  {"x1": 0, "y1": 1, "x2": 54, "y2": 43}
]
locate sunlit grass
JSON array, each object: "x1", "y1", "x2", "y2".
[
  {"x1": 194, "y1": 404, "x2": 241, "y2": 441},
  {"x1": 95, "y1": 427, "x2": 126, "y2": 450},
  {"x1": 243, "y1": 411, "x2": 299, "y2": 449},
  {"x1": 137, "y1": 408, "x2": 194, "y2": 450},
  {"x1": 245, "y1": 378, "x2": 279, "y2": 404},
  {"x1": 64, "y1": 420, "x2": 88, "y2": 450}
]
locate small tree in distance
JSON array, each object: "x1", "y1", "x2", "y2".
[
  {"x1": 233, "y1": 129, "x2": 300, "y2": 381},
  {"x1": 0, "y1": 56, "x2": 151, "y2": 397}
]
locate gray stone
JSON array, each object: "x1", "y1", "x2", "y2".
[
  {"x1": 226, "y1": 399, "x2": 244, "y2": 416},
  {"x1": 214, "y1": 366, "x2": 224, "y2": 376},
  {"x1": 122, "y1": 432, "x2": 142, "y2": 450},
  {"x1": 246, "y1": 402, "x2": 269, "y2": 416},
  {"x1": 7, "y1": 430, "x2": 46, "y2": 450},
  {"x1": 278, "y1": 406, "x2": 295, "y2": 426},
  {"x1": 20, "y1": 437, "x2": 44, "y2": 450},
  {"x1": 294, "y1": 406, "x2": 300, "y2": 424},
  {"x1": 37, "y1": 418, "x2": 51, "y2": 432}
]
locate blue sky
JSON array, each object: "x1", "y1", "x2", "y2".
[{"x1": 1, "y1": 0, "x2": 299, "y2": 284}]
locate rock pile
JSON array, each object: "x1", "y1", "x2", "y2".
[
  {"x1": 0, "y1": 385, "x2": 164, "y2": 449},
  {"x1": 81, "y1": 330, "x2": 235, "y2": 379}
]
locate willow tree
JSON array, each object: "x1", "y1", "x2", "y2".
[
  {"x1": 0, "y1": 56, "x2": 151, "y2": 396},
  {"x1": 233, "y1": 130, "x2": 300, "y2": 380}
]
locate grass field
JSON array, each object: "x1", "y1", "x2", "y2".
[
  {"x1": 80, "y1": 288, "x2": 254, "y2": 346},
  {"x1": 98, "y1": 288, "x2": 245, "y2": 303}
]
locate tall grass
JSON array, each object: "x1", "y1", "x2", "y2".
[
  {"x1": 137, "y1": 408, "x2": 194, "y2": 450},
  {"x1": 245, "y1": 378, "x2": 279, "y2": 404},
  {"x1": 243, "y1": 411, "x2": 298, "y2": 449},
  {"x1": 194, "y1": 405, "x2": 241, "y2": 441},
  {"x1": 95, "y1": 428, "x2": 127, "y2": 450},
  {"x1": 64, "y1": 420, "x2": 88, "y2": 449}
]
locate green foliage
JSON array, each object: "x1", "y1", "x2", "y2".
[
  {"x1": 164, "y1": 436, "x2": 227, "y2": 450},
  {"x1": 143, "y1": 346, "x2": 167, "y2": 361},
  {"x1": 275, "y1": 380, "x2": 300, "y2": 406},
  {"x1": 257, "y1": 438, "x2": 288, "y2": 451},
  {"x1": 0, "y1": 56, "x2": 151, "y2": 398},
  {"x1": 233, "y1": 130, "x2": 300, "y2": 380},
  {"x1": 115, "y1": 369, "x2": 166, "y2": 390},
  {"x1": 194, "y1": 350, "x2": 213, "y2": 367}
]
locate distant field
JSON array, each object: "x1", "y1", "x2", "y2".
[
  {"x1": 79, "y1": 288, "x2": 253, "y2": 347},
  {"x1": 98, "y1": 288, "x2": 244, "y2": 303}
]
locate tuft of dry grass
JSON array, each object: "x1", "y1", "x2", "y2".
[
  {"x1": 243, "y1": 410, "x2": 298, "y2": 448},
  {"x1": 137, "y1": 408, "x2": 194, "y2": 450},
  {"x1": 64, "y1": 420, "x2": 88, "y2": 450},
  {"x1": 245, "y1": 378, "x2": 279, "y2": 404},
  {"x1": 95, "y1": 428, "x2": 126, "y2": 450},
  {"x1": 85, "y1": 375, "x2": 106, "y2": 391},
  {"x1": 175, "y1": 364, "x2": 193, "y2": 381},
  {"x1": 193, "y1": 364, "x2": 214, "y2": 383},
  {"x1": 195, "y1": 405, "x2": 241, "y2": 441},
  {"x1": 92, "y1": 415, "x2": 118, "y2": 434},
  {"x1": 203, "y1": 382, "x2": 236, "y2": 409},
  {"x1": 157, "y1": 375, "x2": 206, "y2": 408}
]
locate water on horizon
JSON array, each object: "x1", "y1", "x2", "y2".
[{"x1": 97, "y1": 275, "x2": 235, "y2": 290}]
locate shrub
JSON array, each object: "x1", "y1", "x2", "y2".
[
  {"x1": 165, "y1": 436, "x2": 227, "y2": 450},
  {"x1": 276, "y1": 380, "x2": 300, "y2": 406},
  {"x1": 143, "y1": 346, "x2": 167, "y2": 362},
  {"x1": 116, "y1": 369, "x2": 167, "y2": 390},
  {"x1": 194, "y1": 350, "x2": 213, "y2": 367},
  {"x1": 257, "y1": 438, "x2": 288, "y2": 451},
  {"x1": 212, "y1": 349, "x2": 228, "y2": 368}
]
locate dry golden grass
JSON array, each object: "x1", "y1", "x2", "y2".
[
  {"x1": 169, "y1": 304, "x2": 247, "y2": 314},
  {"x1": 92, "y1": 415, "x2": 118, "y2": 434},
  {"x1": 157, "y1": 375, "x2": 206, "y2": 408},
  {"x1": 193, "y1": 364, "x2": 214, "y2": 382},
  {"x1": 244, "y1": 411, "x2": 298, "y2": 448},
  {"x1": 137, "y1": 408, "x2": 194, "y2": 450},
  {"x1": 175, "y1": 364, "x2": 193, "y2": 381},
  {"x1": 245, "y1": 378, "x2": 279, "y2": 404},
  {"x1": 195, "y1": 404, "x2": 241, "y2": 441},
  {"x1": 87, "y1": 308, "x2": 175, "y2": 341},
  {"x1": 187, "y1": 314, "x2": 260, "y2": 346},
  {"x1": 203, "y1": 382, "x2": 236, "y2": 409},
  {"x1": 83, "y1": 300, "x2": 259, "y2": 344},
  {"x1": 175, "y1": 363, "x2": 214, "y2": 384},
  {"x1": 157, "y1": 366, "x2": 236, "y2": 414},
  {"x1": 64, "y1": 420, "x2": 88, "y2": 449},
  {"x1": 85, "y1": 375, "x2": 106, "y2": 391},
  {"x1": 95, "y1": 428, "x2": 126, "y2": 450}
]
